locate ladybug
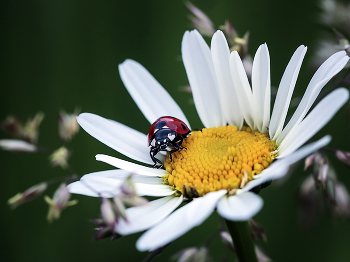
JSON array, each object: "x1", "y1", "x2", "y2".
[{"x1": 148, "y1": 116, "x2": 191, "y2": 168}]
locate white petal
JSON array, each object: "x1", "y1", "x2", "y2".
[
  {"x1": 275, "y1": 135, "x2": 331, "y2": 167},
  {"x1": 78, "y1": 169, "x2": 163, "y2": 184},
  {"x1": 118, "y1": 59, "x2": 190, "y2": 128},
  {"x1": 68, "y1": 176, "x2": 124, "y2": 198},
  {"x1": 68, "y1": 170, "x2": 131, "y2": 197},
  {"x1": 95, "y1": 154, "x2": 166, "y2": 177},
  {"x1": 252, "y1": 44, "x2": 270, "y2": 133},
  {"x1": 135, "y1": 183, "x2": 175, "y2": 197},
  {"x1": 80, "y1": 169, "x2": 131, "y2": 179},
  {"x1": 278, "y1": 88, "x2": 349, "y2": 157},
  {"x1": 77, "y1": 113, "x2": 152, "y2": 164},
  {"x1": 182, "y1": 30, "x2": 224, "y2": 128},
  {"x1": 211, "y1": 30, "x2": 243, "y2": 128},
  {"x1": 136, "y1": 190, "x2": 227, "y2": 251},
  {"x1": 68, "y1": 169, "x2": 174, "y2": 197},
  {"x1": 116, "y1": 195, "x2": 183, "y2": 235},
  {"x1": 269, "y1": 45, "x2": 307, "y2": 140},
  {"x1": 238, "y1": 135, "x2": 332, "y2": 194},
  {"x1": 277, "y1": 51, "x2": 349, "y2": 144},
  {"x1": 130, "y1": 175, "x2": 165, "y2": 185},
  {"x1": 229, "y1": 51, "x2": 255, "y2": 128},
  {"x1": 238, "y1": 164, "x2": 289, "y2": 194},
  {"x1": 217, "y1": 192, "x2": 263, "y2": 221}
]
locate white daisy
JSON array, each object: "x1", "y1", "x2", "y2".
[{"x1": 68, "y1": 30, "x2": 349, "y2": 251}]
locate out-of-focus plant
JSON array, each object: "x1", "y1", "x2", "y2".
[
  {"x1": 44, "y1": 183, "x2": 78, "y2": 222},
  {"x1": 220, "y1": 228, "x2": 271, "y2": 262},
  {"x1": 2, "y1": 110, "x2": 80, "y2": 221},
  {"x1": 300, "y1": 150, "x2": 350, "y2": 228},
  {"x1": 8, "y1": 182, "x2": 48, "y2": 209},
  {"x1": 89, "y1": 176, "x2": 149, "y2": 241},
  {"x1": 172, "y1": 247, "x2": 211, "y2": 262},
  {"x1": 313, "y1": 0, "x2": 350, "y2": 79}
]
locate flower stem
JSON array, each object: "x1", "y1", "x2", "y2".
[{"x1": 225, "y1": 220, "x2": 258, "y2": 262}]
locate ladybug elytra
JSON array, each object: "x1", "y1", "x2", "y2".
[{"x1": 148, "y1": 116, "x2": 191, "y2": 168}]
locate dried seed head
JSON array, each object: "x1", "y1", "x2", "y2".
[
  {"x1": 58, "y1": 109, "x2": 80, "y2": 142},
  {"x1": 172, "y1": 246, "x2": 210, "y2": 262},
  {"x1": 185, "y1": 1, "x2": 215, "y2": 37},
  {"x1": 101, "y1": 198, "x2": 118, "y2": 228},
  {"x1": 249, "y1": 219, "x2": 267, "y2": 241},
  {"x1": 335, "y1": 150, "x2": 350, "y2": 167},
  {"x1": 22, "y1": 112, "x2": 44, "y2": 143},
  {"x1": 304, "y1": 153, "x2": 316, "y2": 170},
  {"x1": 44, "y1": 183, "x2": 78, "y2": 222},
  {"x1": 8, "y1": 182, "x2": 47, "y2": 209},
  {"x1": 334, "y1": 182, "x2": 350, "y2": 218},
  {"x1": 49, "y1": 147, "x2": 70, "y2": 169},
  {"x1": 1, "y1": 116, "x2": 22, "y2": 137},
  {"x1": 0, "y1": 139, "x2": 37, "y2": 152}
]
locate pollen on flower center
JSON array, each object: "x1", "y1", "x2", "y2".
[{"x1": 162, "y1": 125, "x2": 276, "y2": 198}]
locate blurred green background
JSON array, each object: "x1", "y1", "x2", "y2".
[{"x1": 1, "y1": 0, "x2": 350, "y2": 261}]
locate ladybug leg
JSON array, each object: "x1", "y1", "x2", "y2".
[
  {"x1": 168, "y1": 150, "x2": 178, "y2": 162},
  {"x1": 167, "y1": 141, "x2": 184, "y2": 162},
  {"x1": 176, "y1": 137, "x2": 187, "y2": 150},
  {"x1": 150, "y1": 148, "x2": 163, "y2": 168},
  {"x1": 169, "y1": 141, "x2": 181, "y2": 152}
]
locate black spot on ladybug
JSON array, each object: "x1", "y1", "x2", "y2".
[
  {"x1": 154, "y1": 121, "x2": 166, "y2": 130},
  {"x1": 181, "y1": 124, "x2": 186, "y2": 131}
]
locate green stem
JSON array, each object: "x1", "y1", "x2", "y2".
[{"x1": 225, "y1": 220, "x2": 258, "y2": 262}]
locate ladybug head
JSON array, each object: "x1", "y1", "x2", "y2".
[{"x1": 150, "y1": 129, "x2": 177, "y2": 150}]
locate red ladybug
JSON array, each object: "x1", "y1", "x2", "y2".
[{"x1": 148, "y1": 116, "x2": 191, "y2": 168}]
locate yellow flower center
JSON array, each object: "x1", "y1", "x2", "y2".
[{"x1": 163, "y1": 125, "x2": 277, "y2": 198}]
